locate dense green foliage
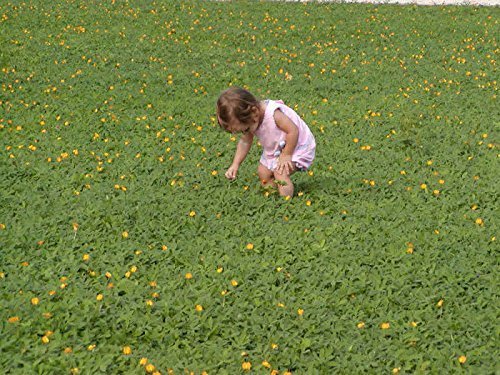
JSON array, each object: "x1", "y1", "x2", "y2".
[{"x1": 0, "y1": 0, "x2": 498, "y2": 373}]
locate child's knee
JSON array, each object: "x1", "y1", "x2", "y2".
[
  {"x1": 278, "y1": 181, "x2": 294, "y2": 197},
  {"x1": 273, "y1": 172, "x2": 294, "y2": 196},
  {"x1": 273, "y1": 170, "x2": 292, "y2": 182},
  {"x1": 258, "y1": 164, "x2": 273, "y2": 184}
]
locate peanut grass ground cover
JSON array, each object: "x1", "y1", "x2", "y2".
[{"x1": 0, "y1": 1, "x2": 498, "y2": 374}]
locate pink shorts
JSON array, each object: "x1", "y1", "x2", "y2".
[{"x1": 260, "y1": 143, "x2": 316, "y2": 172}]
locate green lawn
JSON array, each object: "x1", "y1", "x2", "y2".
[{"x1": 0, "y1": 1, "x2": 498, "y2": 373}]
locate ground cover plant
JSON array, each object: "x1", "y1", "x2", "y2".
[{"x1": 0, "y1": 0, "x2": 498, "y2": 373}]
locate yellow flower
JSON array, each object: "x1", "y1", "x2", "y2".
[
  {"x1": 357, "y1": 322, "x2": 365, "y2": 329},
  {"x1": 246, "y1": 243, "x2": 254, "y2": 250},
  {"x1": 146, "y1": 300, "x2": 154, "y2": 307},
  {"x1": 105, "y1": 272, "x2": 112, "y2": 279},
  {"x1": 122, "y1": 346, "x2": 132, "y2": 355},
  {"x1": 262, "y1": 360, "x2": 271, "y2": 368},
  {"x1": 475, "y1": 218, "x2": 484, "y2": 226},
  {"x1": 82, "y1": 254, "x2": 90, "y2": 261},
  {"x1": 145, "y1": 364, "x2": 156, "y2": 373},
  {"x1": 64, "y1": 347, "x2": 73, "y2": 354},
  {"x1": 298, "y1": 308, "x2": 304, "y2": 316},
  {"x1": 392, "y1": 368, "x2": 401, "y2": 374},
  {"x1": 437, "y1": 299, "x2": 444, "y2": 308},
  {"x1": 410, "y1": 321, "x2": 418, "y2": 327},
  {"x1": 42, "y1": 336, "x2": 50, "y2": 344},
  {"x1": 195, "y1": 304, "x2": 203, "y2": 312},
  {"x1": 458, "y1": 355, "x2": 467, "y2": 364},
  {"x1": 96, "y1": 294, "x2": 103, "y2": 301},
  {"x1": 31, "y1": 297, "x2": 40, "y2": 305},
  {"x1": 420, "y1": 183, "x2": 427, "y2": 190},
  {"x1": 231, "y1": 279, "x2": 238, "y2": 287},
  {"x1": 8, "y1": 316, "x2": 20, "y2": 323},
  {"x1": 122, "y1": 231, "x2": 129, "y2": 238},
  {"x1": 217, "y1": 266, "x2": 223, "y2": 273},
  {"x1": 242, "y1": 362, "x2": 251, "y2": 371},
  {"x1": 185, "y1": 272, "x2": 193, "y2": 280},
  {"x1": 87, "y1": 344, "x2": 96, "y2": 351},
  {"x1": 139, "y1": 358, "x2": 148, "y2": 366},
  {"x1": 189, "y1": 211, "x2": 196, "y2": 217},
  {"x1": 380, "y1": 322, "x2": 390, "y2": 329}
]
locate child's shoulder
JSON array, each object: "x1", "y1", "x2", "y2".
[{"x1": 265, "y1": 99, "x2": 286, "y2": 112}]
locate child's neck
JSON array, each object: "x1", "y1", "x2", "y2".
[
  {"x1": 257, "y1": 101, "x2": 266, "y2": 127},
  {"x1": 248, "y1": 101, "x2": 267, "y2": 134}
]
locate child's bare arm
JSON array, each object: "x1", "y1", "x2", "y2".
[
  {"x1": 232, "y1": 132, "x2": 253, "y2": 166},
  {"x1": 225, "y1": 132, "x2": 253, "y2": 180},
  {"x1": 274, "y1": 110, "x2": 299, "y2": 175}
]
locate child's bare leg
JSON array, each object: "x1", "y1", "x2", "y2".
[
  {"x1": 273, "y1": 169, "x2": 295, "y2": 197},
  {"x1": 258, "y1": 163, "x2": 275, "y2": 187}
]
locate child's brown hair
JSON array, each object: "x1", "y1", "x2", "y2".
[{"x1": 216, "y1": 87, "x2": 259, "y2": 131}]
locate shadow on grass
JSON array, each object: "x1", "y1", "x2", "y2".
[{"x1": 295, "y1": 175, "x2": 348, "y2": 195}]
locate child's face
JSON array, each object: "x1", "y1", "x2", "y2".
[
  {"x1": 222, "y1": 119, "x2": 252, "y2": 134},
  {"x1": 218, "y1": 105, "x2": 261, "y2": 134}
]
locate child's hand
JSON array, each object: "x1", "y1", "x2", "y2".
[
  {"x1": 276, "y1": 155, "x2": 294, "y2": 176},
  {"x1": 225, "y1": 164, "x2": 239, "y2": 180}
]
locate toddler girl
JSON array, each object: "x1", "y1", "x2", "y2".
[{"x1": 216, "y1": 86, "x2": 316, "y2": 197}]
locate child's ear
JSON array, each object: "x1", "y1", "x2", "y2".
[
  {"x1": 253, "y1": 104, "x2": 261, "y2": 113},
  {"x1": 251, "y1": 105, "x2": 261, "y2": 118}
]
